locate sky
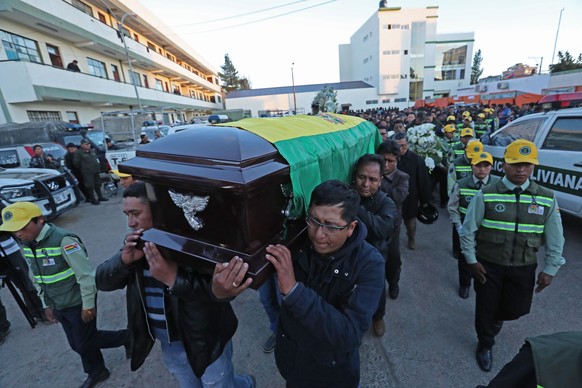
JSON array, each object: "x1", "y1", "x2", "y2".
[{"x1": 139, "y1": 0, "x2": 582, "y2": 89}]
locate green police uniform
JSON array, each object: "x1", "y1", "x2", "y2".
[{"x1": 447, "y1": 154, "x2": 472, "y2": 193}]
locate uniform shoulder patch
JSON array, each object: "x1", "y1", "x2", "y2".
[{"x1": 63, "y1": 243, "x2": 81, "y2": 254}]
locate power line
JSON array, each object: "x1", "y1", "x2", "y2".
[
  {"x1": 167, "y1": 0, "x2": 309, "y2": 28},
  {"x1": 166, "y1": 0, "x2": 337, "y2": 35}
]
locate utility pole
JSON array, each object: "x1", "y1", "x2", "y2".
[
  {"x1": 551, "y1": 8, "x2": 565, "y2": 66},
  {"x1": 291, "y1": 63, "x2": 297, "y2": 115}
]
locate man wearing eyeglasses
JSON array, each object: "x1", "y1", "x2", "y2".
[{"x1": 265, "y1": 180, "x2": 385, "y2": 388}]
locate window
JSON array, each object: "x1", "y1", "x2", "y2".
[
  {"x1": 128, "y1": 70, "x2": 142, "y2": 87},
  {"x1": 27, "y1": 110, "x2": 62, "y2": 121},
  {"x1": 383, "y1": 51, "x2": 391, "y2": 55},
  {"x1": 404, "y1": 49, "x2": 408, "y2": 55},
  {"x1": 111, "y1": 64, "x2": 120, "y2": 81},
  {"x1": 363, "y1": 34, "x2": 368, "y2": 43},
  {"x1": 391, "y1": 50, "x2": 400, "y2": 55},
  {"x1": 542, "y1": 117, "x2": 582, "y2": 151},
  {"x1": 98, "y1": 13, "x2": 107, "y2": 25},
  {"x1": 394, "y1": 98, "x2": 407, "y2": 103},
  {"x1": 365, "y1": 100, "x2": 378, "y2": 105},
  {"x1": 46, "y1": 44, "x2": 63, "y2": 67},
  {"x1": 490, "y1": 118, "x2": 547, "y2": 147},
  {"x1": 133, "y1": 33, "x2": 139, "y2": 42},
  {"x1": 402, "y1": 24, "x2": 410, "y2": 30},
  {"x1": 217, "y1": 95, "x2": 222, "y2": 103},
  {"x1": 206, "y1": 76, "x2": 213, "y2": 83},
  {"x1": 0, "y1": 149, "x2": 20, "y2": 168},
  {"x1": 155, "y1": 79, "x2": 163, "y2": 91},
  {"x1": 363, "y1": 58, "x2": 368, "y2": 64},
  {"x1": 66, "y1": 111, "x2": 79, "y2": 124},
  {"x1": 142, "y1": 74, "x2": 149, "y2": 88},
  {"x1": 87, "y1": 58, "x2": 107, "y2": 78},
  {"x1": 71, "y1": 0, "x2": 92, "y2": 15},
  {"x1": 382, "y1": 99, "x2": 390, "y2": 103},
  {"x1": 1, "y1": 30, "x2": 42, "y2": 63},
  {"x1": 147, "y1": 42, "x2": 156, "y2": 51}
]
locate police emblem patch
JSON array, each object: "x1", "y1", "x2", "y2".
[
  {"x1": 495, "y1": 204, "x2": 505, "y2": 212},
  {"x1": 519, "y1": 146, "x2": 531, "y2": 155},
  {"x1": 465, "y1": 196, "x2": 473, "y2": 202},
  {"x1": 3, "y1": 211, "x2": 13, "y2": 221}
]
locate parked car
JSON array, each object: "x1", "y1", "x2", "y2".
[
  {"x1": 0, "y1": 167, "x2": 79, "y2": 219},
  {"x1": 0, "y1": 142, "x2": 67, "y2": 169},
  {"x1": 483, "y1": 107, "x2": 582, "y2": 218}
]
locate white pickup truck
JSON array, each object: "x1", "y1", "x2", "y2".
[
  {"x1": 106, "y1": 148, "x2": 136, "y2": 171},
  {"x1": 483, "y1": 107, "x2": 582, "y2": 218}
]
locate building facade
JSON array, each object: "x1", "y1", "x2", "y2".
[
  {"x1": 0, "y1": 0, "x2": 223, "y2": 125},
  {"x1": 339, "y1": 5, "x2": 474, "y2": 109}
]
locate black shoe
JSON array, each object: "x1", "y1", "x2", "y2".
[
  {"x1": 80, "y1": 368, "x2": 110, "y2": 388},
  {"x1": 263, "y1": 332, "x2": 276, "y2": 353},
  {"x1": 124, "y1": 338, "x2": 131, "y2": 359},
  {"x1": 388, "y1": 285, "x2": 400, "y2": 300},
  {"x1": 476, "y1": 344, "x2": 492, "y2": 372},
  {"x1": 459, "y1": 286, "x2": 470, "y2": 299},
  {"x1": 98, "y1": 197, "x2": 109, "y2": 202}
]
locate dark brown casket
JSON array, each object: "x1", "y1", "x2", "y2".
[{"x1": 119, "y1": 125, "x2": 306, "y2": 289}]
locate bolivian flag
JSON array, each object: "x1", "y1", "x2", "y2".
[{"x1": 220, "y1": 113, "x2": 380, "y2": 217}]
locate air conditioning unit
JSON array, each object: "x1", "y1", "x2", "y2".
[
  {"x1": 497, "y1": 82, "x2": 509, "y2": 90},
  {"x1": 475, "y1": 85, "x2": 487, "y2": 92}
]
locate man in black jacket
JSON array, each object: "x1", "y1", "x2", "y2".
[
  {"x1": 392, "y1": 133, "x2": 431, "y2": 250},
  {"x1": 352, "y1": 154, "x2": 396, "y2": 336},
  {"x1": 265, "y1": 180, "x2": 385, "y2": 387},
  {"x1": 95, "y1": 183, "x2": 254, "y2": 387},
  {"x1": 377, "y1": 140, "x2": 410, "y2": 299}
]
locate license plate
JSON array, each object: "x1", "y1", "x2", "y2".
[{"x1": 54, "y1": 192, "x2": 68, "y2": 204}]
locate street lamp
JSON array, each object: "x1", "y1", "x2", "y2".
[
  {"x1": 291, "y1": 63, "x2": 297, "y2": 115},
  {"x1": 120, "y1": 12, "x2": 143, "y2": 111},
  {"x1": 551, "y1": 8, "x2": 565, "y2": 66},
  {"x1": 528, "y1": 56, "x2": 543, "y2": 74}
]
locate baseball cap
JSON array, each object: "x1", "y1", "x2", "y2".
[
  {"x1": 504, "y1": 139, "x2": 539, "y2": 165},
  {"x1": 466, "y1": 140, "x2": 484, "y2": 159},
  {"x1": 446, "y1": 115, "x2": 456, "y2": 122},
  {"x1": 477, "y1": 113, "x2": 485, "y2": 119},
  {"x1": 110, "y1": 169, "x2": 131, "y2": 178},
  {"x1": 464, "y1": 116, "x2": 472, "y2": 122},
  {"x1": 443, "y1": 124, "x2": 457, "y2": 133},
  {"x1": 462, "y1": 111, "x2": 471, "y2": 117},
  {"x1": 471, "y1": 151, "x2": 493, "y2": 165},
  {"x1": 0, "y1": 202, "x2": 42, "y2": 232},
  {"x1": 460, "y1": 127, "x2": 475, "y2": 137},
  {"x1": 80, "y1": 138, "x2": 90, "y2": 145}
]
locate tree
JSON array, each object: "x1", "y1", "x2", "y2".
[
  {"x1": 549, "y1": 51, "x2": 582, "y2": 73},
  {"x1": 218, "y1": 54, "x2": 241, "y2": 92},
  {"x1": 312, "y1": 86, "x2": 338, "y2": 114},
  {"x1": 470, "y1": 49, "x2": 484, "y2": 85}
]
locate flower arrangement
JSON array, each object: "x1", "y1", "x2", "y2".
[{"x1": 406, "y1": 123, "x2": 444, "y2": 173}]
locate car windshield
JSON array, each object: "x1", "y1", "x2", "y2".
[
  {"x1": 87, "y1": 131, "x2": 105, "y2": 146},
  {"x1": 489, "y1": 117, "x2": 547, "y2": 147}
]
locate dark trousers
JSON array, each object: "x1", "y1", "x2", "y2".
[
  {"x1": 452, "y1": 226, "x2": 471, "y2": 288},
  {"x1": 430, "y1": 166, "x2": 448, "y2": 206},
  {"x1": 474, "y1": 260, "x2": 537, "y2": 348},
  {"x1": 373, "y1": 282, "x2": 387, "y2": 321},
  {"x1": 484, "y1": 342, "x2": 536, "y2": 387},
  {"x1": 386, "y1": 226, "x2": 401, "y2": 288},
  {"x1": 54, "y1": 305, "x2": 127, "y2": 376},
  {"x1": 0, "y1": 296, "x2": 10, "y2": 332}
]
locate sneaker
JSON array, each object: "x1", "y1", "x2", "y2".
[
  {"x1": 372, "y1": 319, "x2": 385, "y2": 337},
  {"x1": 262, "y1": 332, "x2": 276, "y2": 353}
]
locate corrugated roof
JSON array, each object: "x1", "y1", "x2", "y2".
[{"x1": 226, "y1": 81, "x2": 374, "y2": 98}]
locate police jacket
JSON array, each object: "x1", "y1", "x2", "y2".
[
  {"x1": 357, "y1": 190, "x2": 396, "y2": 259},
  {"x1": 23, "y1": 224, "x2": 96, "y2": 310},
  {"x1": 275, "y1": 222, "x2": 384, "y2": 387},
  {"x1": 73, "y1": 148, "x2": 100, "y2": 176},
  {"x1": 95, "y1": 252, "x2": 237, "y2": 377}
]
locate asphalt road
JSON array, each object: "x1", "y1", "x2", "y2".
[{"x1": 0, "y1": 195, "x2": 580, "y2": 387}]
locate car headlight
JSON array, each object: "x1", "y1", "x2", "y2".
[{"x1": 0, "y1": 186, "x2": 35, "y2": 199}]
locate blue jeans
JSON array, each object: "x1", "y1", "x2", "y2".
[
  {"x1": 258, "y1": 273, "x2": 282, "y2": 333},
  {"x1": 155, "y1": 328, "x2": 253, "y2": 388}
]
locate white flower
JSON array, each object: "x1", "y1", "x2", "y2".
[{"x1": 425, "y1": 157, "x2": 435, "y2": 170}]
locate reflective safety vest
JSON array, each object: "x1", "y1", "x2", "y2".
[
  {"x1": 452, "y1": 156, "x2": 472, "y2": 180},
  {"x1": 476, "y1": 180, "x2": 554, "y2": 266},
  {"x1": 457, "y1": 175, "x2": 499, "y2": 220},
  {"x1": 23, "y1": 225, "x2": 84, "y2": 309},
  {"x1": 474, "y1": 122, "x2": 488, "y2": 137},
  {"x1": 452, "y1": 142, "x2": 466, "y2": 157}
]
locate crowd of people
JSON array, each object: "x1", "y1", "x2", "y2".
[{"x1": 0, "y1": 103, "x2": 572, "y2": 388}]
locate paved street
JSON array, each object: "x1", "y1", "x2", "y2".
[{"x1": 1, "y1": 195, "x2": 580, "y2": 387}]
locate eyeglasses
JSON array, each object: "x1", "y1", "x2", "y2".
[{"x1": 305, "y1": 216, "x2": 350, "y2": 235}]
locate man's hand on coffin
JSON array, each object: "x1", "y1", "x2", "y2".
[
  {"x1": 143, "y1": 242, "x2": 178, "y2": 287},
  {"x1": 122, "y1": 228, "x2": 146, "y2": 266},
  {"x1": 265, "y1": 244, "x2": 297, "y2": 295},
  {"x1": 211, "y1": 256, "x2": 252, "y2": 299}
]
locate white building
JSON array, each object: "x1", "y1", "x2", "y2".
[
  {"x1": 0, "y1": 0, "x2": 223, "y2": 125},
  {"x1": 339, "y1": 4, "x2": 474, "y2": 109},
  {"x1": 225, "y1": 81, "x2": 375, "y2": 117}
]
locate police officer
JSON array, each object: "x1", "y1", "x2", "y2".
[
  {"x1": 447, "y1": 152, "x2": 499, "y2": 299},
  {"x1": 460, "y1": 140, "x2": 565, "y2": 372},
  {"x1": 451, "y1": 127, "x2": 475, "y2": 159},
  {"x1": 74, "y1": 139, "x2": 108, "y2": 205},
  {"x1": 474, "y1": 113, "x2": 489, "y2": 139},
  {"x1": 447, "y1": 139, "x2": 483, "y2": 194},
  {"x1": 0, "y1": 202, "x2": 128, "y2": 387}
]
